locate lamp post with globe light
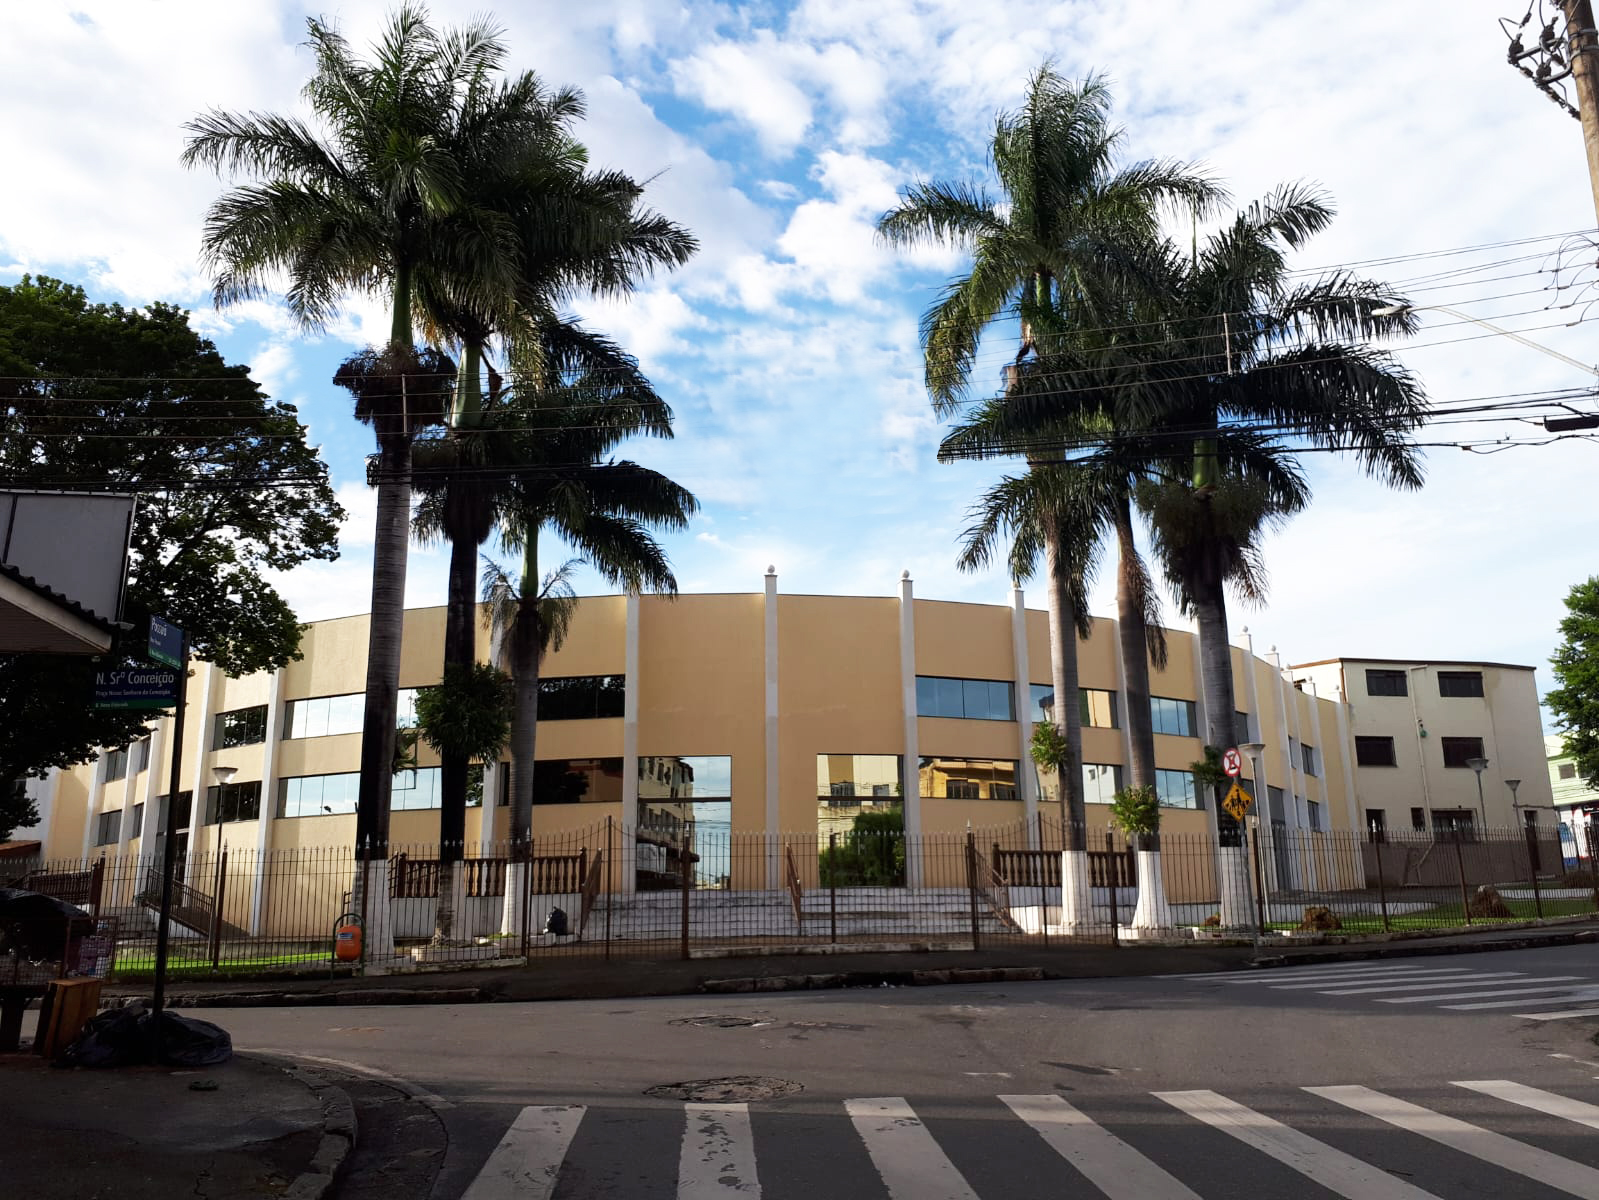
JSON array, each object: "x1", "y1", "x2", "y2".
[{"x1": 1466, "y1": 756, "x2": 1490, "y2": 833}]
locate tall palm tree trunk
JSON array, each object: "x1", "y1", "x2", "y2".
[
  {"x1": 501, "y1": 536, "x2": 543, "y2": 935},
  {"x1": 1043, "y1": 519, "x2": 1091, "y2": 931},
  {"x1": 1192, "y1": 549, "x2": 1252, "y2": 928},
  {"x1": 432, "y1": 492, "x2": 479, "y2": 944}
]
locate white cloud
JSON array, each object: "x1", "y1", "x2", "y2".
[{"x1": 672, "y1": 35, "x2": 816, "y2": 154}]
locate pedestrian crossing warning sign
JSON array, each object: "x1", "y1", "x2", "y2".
[{"x1": 1222, "y1": 781, "x2": 1253, "y2": 821}]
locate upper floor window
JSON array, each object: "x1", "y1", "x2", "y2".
[
  {"x1": 1234, "y1": 711, "x2": 1252, "y2": 747},
  {"x1": 1355, "y1": 736, "x2": 1397, "y2": 767},
  {"x1": 533, "y1": 757, "x2": 624, "y2": 805},
  {"x1": 286, "y1": 689, "x2": 418, "y2": 738},
  {"x1": 1028, "y1": 685, "x2": 1119, "y2": 728},
  {"x1": 1150, "y1": 696, "x2": 1197, "y2": 738},
  {"x1": 94, "y1": 810, "x2": 121, "y2": 845},
  {"x1": 214, "y1": 705, "x2": 267, "y2": 749},
  {"x1": 918, "y1": 756, "x2": 1018, "y2": 800},
  {"x1": 817, "y1": 754, "x2": 901, "y2": 798},
  {"x1": 1560, "y1": 762, "x2": 1578, "y2": 780},
  {"x1": 1366, "y1": 669, "x2": 1408, "y2": 697},
  {"x1": 279, "y1": 772, "x2": 360, "y2": 819},
  {"x1": 204, "y1": 779, "x2": 262, "y2": 824},
  {"x1": 1300, "y1": 744, "x2": 1319, "y2": 777},
  {"x1": 917, "y1": 676, "x2": 1014, "y2": 721},
  {"x1": 540, "y1": 675, "x2": 625, "y2": 720},
  {"x1": 1155, "y1": 768, "x2": 1199, "y2": 809},
  {"x1": 639, "y1": 755, "x2": 731, "y2": 799},
  {"x1": 1308, "y1": 799, "x2": 1323, "y2": 831},
  {"x1": 103, "y1": 746, "x2": 129, "y2": 783},
  {"x1": 132, "y1": 736, "x2": 151, "y2": 774},
  {"x1": 1441, "y1": 736, "x2": 1486, "y2": 768},
  {"x1": 1437, "y1": 671, "x2": 1484, "y2": 698}
]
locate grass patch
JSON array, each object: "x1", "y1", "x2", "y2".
[
  {"x1": 111, "y1": 949, "x2": 327, "y2": 977},
  {"x1": 1260, "y1": 897, "x2": 1597, "y2": 935}
]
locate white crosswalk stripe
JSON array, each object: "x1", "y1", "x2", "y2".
[
  {"x1": 1519, "y1": 1006, "x2": 1599, "y2": 1020},
  {"x1": 1377, "y1": 981, "x2": 1591, "y2": 1004},
  {"x1": 459, "y1": 1080, "x2": 1599, "y2": 1199},
  {"x1": 1445, "y1": 986, "x2": 1599, "y2": 1011},
  {"x1": 845, "y1": 1096, "x2": 980, "y2": 1200},
  {"x1": 1308, "y1": 1084, "x2": 1599, "y2": 1198}
]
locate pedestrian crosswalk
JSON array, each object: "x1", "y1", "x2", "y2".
[
  {"x1": 1160, "y1": 959, "x2": 1599, "y2": 1019},
  {"x1": 458, "y1": 1077, "x2": 1599, "y2": 1198}
]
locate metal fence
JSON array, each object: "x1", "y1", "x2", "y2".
[{"x1": 4, "y1": 817, "x2": 1597, "y2": 981}]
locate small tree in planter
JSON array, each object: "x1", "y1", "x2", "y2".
[
  {"x1": 1031, "y1": 721, "x2": 1091, "y2": 931},
  {"x1": 1110, "y1": 785, "x2": 1173, "y2": 933}
]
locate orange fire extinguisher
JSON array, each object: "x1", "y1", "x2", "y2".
[{"x1": 333, "y1": 912, "x2": 364, "y2": 964}]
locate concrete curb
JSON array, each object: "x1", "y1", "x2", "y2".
[
  {"x1": 245, "y1": 1054, "x2": 356, "y2": 1200},
  {"x1": 702, "y1": 966, "x2": 1048, "y2": 993}
]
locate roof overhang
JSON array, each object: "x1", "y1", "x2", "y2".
[{"x1": 0, "y1": 568, "x2": 115, "y2": 654}]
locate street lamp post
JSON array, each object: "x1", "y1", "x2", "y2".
[
  {"x1": 1466, "y1": 756, "x2": 1490, "y2": 833},
  {"x1": 208, "y1": 765, "x2": 237, "y2": 969},
  {"x1": 1239, "y1": 741, "x2": 1268, "y2": 940},
  {"x1": 1506, "y1": 778, "x2": 1523, "y2": 823}
]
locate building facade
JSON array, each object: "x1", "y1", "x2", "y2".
[{"x1": 1291, "y1": 657, "x2": 1556, "y2": 839}]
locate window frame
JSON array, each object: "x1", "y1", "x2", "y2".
[
  {"x1": 1149, "y1": 696, "x2": 1197, "y2": 738},
  {"x1": 1365, "y1": 668, "x2": 1409, "y2": 697},
  {"x1": 204, "y1": 779, "x2": 262, "y2": 824},
  {"x1": 916, "y1": 675, "x2": 1015, "y2": 722},
  {"x1": 1154, "y1": 768, "x2": 1200, "y2": 809},
  {"x1": 214, "y1": 705, "x2": 268, "y2": 749}
]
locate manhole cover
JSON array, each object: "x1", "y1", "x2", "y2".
[
  {"x1": 670, "y1": 1014, "x2": 762, "y2": 1028},
  {"x1": 644, "y1": 1076, "x2": 803, "y2": 1102}
]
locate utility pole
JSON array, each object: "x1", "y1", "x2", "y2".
[{"x1": 1564, "y1": 1, "x2": 1599, "y2": 225}]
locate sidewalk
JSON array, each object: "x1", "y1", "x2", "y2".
[
  {"x1": 105, "y1": 919, "x2": 1599, "y2": 1009},
  {"x1": 0, "y1": 1051, "x2": 352, "y2": 1200}
]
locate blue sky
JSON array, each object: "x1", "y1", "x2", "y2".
[{"x1": 5, "y1": 1, "x2": 1599, "y2": 699}]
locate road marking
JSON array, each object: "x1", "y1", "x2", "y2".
[
  {"x1": 461, "y1": 1105, "x2": 585, "y2": 1200},
  {"x1": 1153, "y1": 1090, "x2": 1440, "y2": 1199},
  {"x1": 1454, "y1": 1080, "x2": 1599, "y2": 1130},
  {"x1": 1307, "y1": 1085, "x2": 1599, "y2": 1198},
  {"x1": 1443, "y1": 986, "x2": 1599, "y2": 1010},
  {"x1": 679, "y1": 1103, "x2": 761, "y2": 1197},
  {"x1": 845, "y1": 1097, "x2": 979, "y2": 1200},
  {"x1": 1162, "y1": 964, "x2": 1474, "y2": 982},
  {"x1": 1318, "y1": 972, "x2": 1544, "y2": 995},
  {"x1": 1001, "y1": 1094, "x2": 1201, "y2": 1200},
  {"x1": 1375, "y1": 982, "x2": 1592, "y2": 1004},
  {"x1": 1266, "y1": 970, "x2": 1487, "y2": 991},
  {"x1": 1525, "y1": 1007, "x2": 1599, "y2": 1021}
]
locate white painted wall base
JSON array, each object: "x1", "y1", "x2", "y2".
[
  {"x1": 1129, "y1": 849, "x2": 1173, "y2": 931},
  {"x1": 350, "y1": 859, "x2": 394, "y2": 960},
  {"x1": 1217, "y1": 844, "x2": 1254, "y2": 929},
  {"x1": 500, "y1": 861, "x2": 528, "y2": 935},
  {"x1": 1060, "y1": 849, "x2": 1092, "y2": 930}
]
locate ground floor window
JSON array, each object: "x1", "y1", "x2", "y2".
[
  {"x1": 918, "y1": 756, "x2": 1017, "y2": 801},
  {"x1": 204, "y1": 780, "x2": 261, "y2": 824},
  {"x1": 1154, "y1": 768, "x2": 1199, "y2": 809}
]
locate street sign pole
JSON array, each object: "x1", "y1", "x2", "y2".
[{"x1": 149, "y1": 627, "x2": 188, "y2": 1046}]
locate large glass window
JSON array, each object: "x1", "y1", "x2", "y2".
[
  {"x1": 279, "y1": 773, "x2": 360, "y2": 819},
  {"x1": 817, "y1": 754, "x2": 901, "y2": 798},
  {"x1": 204, "y1": 780, "x2": 261, "y2": 824},
  {"x1": 155, "y1": 791, "x2": 192, "y2": 834},
  {"x1": 1028, "y1": 685, "x2": 1119, "y2": 728},
  {"x1": 530, "y1": 757, "x2": 624, "y2": 806},
  {"x1": 1441, "y1": 736, "x2": 1486, "y2": 768},
  {"x1": 918, "y1": 756, "x2": 1017, "y2": 800},
  {"x1": 1366, "y1": 669, "x2": 1408, "y2": 697},
  {"x1": 214, "y1": 705, "x2": 267, "y2": 749},
  {"x1": 1438, "y1": 671, "x2": 1484, "y2": 698},
  {"x1": 639, "y1": 755, "x2": 731, "y2": 800},
  {"x1": 286, "y1": 689, "x2": 418, "y2": 738},
  {"x1": 1155, "y1": 768, "x2": 1199, "y2": 809},
  {"x1": 917, "y1": 676, "x2": 1014, "y2": 721},
  {"x1": 1150, "y1": 696, "x2": 1197, "y2": 737},
  {"x1": 540, "y1": 675, "x2": 626, "y2": 720},
  {"x1": 1036, "y1": 763, "x2": 1124, "y2": 805}
]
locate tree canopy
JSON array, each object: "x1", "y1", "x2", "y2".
[
  {"x1": 0, "y1": 274, "x2": 342, "y2": 798},
  {"x1": 1547, "y1": 577, "x2": 1599, "y2": 790}
]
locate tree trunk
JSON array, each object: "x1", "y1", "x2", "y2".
[
  {"x1": 433, "y1": 858, "x2": 457, "y2": 946},
  {"x1": 433, "y1": 484, "x2": 480, "y2": 943},
  {"x1": 1042, "y1": 519, "x2": 1085, "y2": 847},
  {"x1": 1192, "y1": 554, "x2": 1253, "y2": 928},
  {"x1": 501, "y1": 535, "x2": 543, "y2": 936},
  {"x1": 1114, "y1": 495, "x2": 1157, "y2": 795}
]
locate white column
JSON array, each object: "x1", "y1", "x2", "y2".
[
  {"x1": 81, "y1": 753, "x2": 108, "y2": 860},
  {"x1": 114, "y1": 736, "x2": 139, "y2": 856},
  {"x1": 29, "y1": 768, "x2": 61, "y2": 857},
  {"x1": 138, "y1": 724, "x2": 164, "y2": 848},
  {"x1": 249, "y1": 668, "x2": 284, "y2": 935},
  {"x1": 1010, "y1": 584, "x2": 1039, "y2": 842},
  {"x1": 898, "y1": 572, "x2": 921, "y2": 885},
  {"x1": 480, "y1": 623, "x2": 505, "y2": 849},
  {"x1": 1239, "y1": 628, "x2": 1262, "y2": 747},
  {"x1": 181, "y1": 662, "x2": 215, "y2": 886},
  {"x1": 1328, "y1": 681, "x2": 1360, "y2": 835},
  {"x1": 763, "y1": 567, "x2": 780, "y2": 887},
  {"x1": 621, "y1": 589, "x2": 640, "y2": 896}
]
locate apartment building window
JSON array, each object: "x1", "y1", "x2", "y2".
[
  {"x1": 204, "y1": 780, "x2": 261, "y2": 824},
  {"x1": 286, "y1": 689, "x2": 419, "y2": 738},
  {"x1": 129, "y1": 802, "x2": 144, "y2": 836},
  {"x1": 1441, "y1": 736, "x2": 1486, "y2": 768},
  {"x1": 1034, "y1": 763, "x2": 1124, "y2": 806},
  {"x1": 214, "y1": 705, "x2": 268, "y2": 749},
  {"x1": 1355, "y1": 736, "x2": 1397, "y2": 767},
  {"x1": 1560, "y1": 763, "x2": 1578, "y2": 780},
  {"x1": 639, "y1": 755, "x2": 731, "y2": 801},
  {"x1": 1234, "y1": 711, "x2": 1252, "y2": 747},
  {"x1": 529, "y1": 758, "x2": 624, "y2": 806},
  {"x1": 1437, "y1": 671, "x2": 1484, "y2": 698},
  {"x1": 1155, "y1": 768, "x2": 1199, "y2": 809},
  {"x1": 1300, "y1": 744, "x2": 1319, "y2": 777},
  {"x1": 279, "y1": 773, "x2": 360, "y2": 818},
  {"x1": 1150, "y1": 696, "x2": 1197, "y2": 737},
  {"x1": 1028, "y1": 685, "x2": 1118, "y2": 728},
  {"x1": 917, "y1": 676, "x2": 1014, "y2": 721},
  {"x1": 817, "y1": 755, "x2": 901, "y2": 799},
  {"x1": 94, "y1": 810, "x2": 121, "y2": 845},
  {"x1": 103, "y1": 747, "x2": 129, "y2": 783},
  {"x1": 155, "y1": 791, "x2": 193, "y2": 835},
  {"x1": 133, "y1": 737, "x2": 151, "y2": 774},
  {"x1": 1366, "y1": 668, "x2": 1408, "y2": 697},
  {"x1": 1411, "y1": 806, "x2": 1426, "y2": 831},
  {"x1": 540, "y1": 675, "x2": 625, "y2": 720},
  {"x1": 918, "y1": 757, "x2": 1018, "y2": 800},
  {"x1": 1432, "y1": 809, "x2": 1477, "y2": 841},
  {"x1": 1366, "y1": 809, "x2": 1387, "y2": 842},
  {"x1": 1307, "y1": 799, "x2": 1323, "y2": 831}
]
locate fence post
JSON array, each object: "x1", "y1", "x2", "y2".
[
  {"x1": 1524, "y1": 826, "x2": 1544, "y2": 919},
  {"x1": 1105, "y1": 830, "x2": 1119, "y2": 947},
  {"x1": 1452, "y1": 834, "x2": 1472, "y2": 926},
  {"x1": 1588, "y1": 823, "x2": 1599, "y2": 914},
  {"x1": 210, "y1": 846, "x2": 229, "y2": 971},
  {"x1": 518, "y1": 836, "x2": 533, "y2": 959},
  {"x1": 1374, "y1": 836, "x2": 1391, "y2": 932},
  {"x1": 1038, "y1": 814, "x2": 1050, "y2": 949},
  {"x1": 1250, "y1": 822, "x2": 1267, "y2": 937},
  {"x1": 965, "y1": 832, "x2": 982, "y2": 952},
  {"x1": 358, "y1": 839, "x2": 371, "y2": 972},
  {"x1": 680, "y1": 837, "x2": 691, "y2": 961},
  {"x1": 605, "y1": 816, "x2": 614, "y2": 963},
  {"x1": 828, "y1": 832, "x2": 838, "y2": 944}
]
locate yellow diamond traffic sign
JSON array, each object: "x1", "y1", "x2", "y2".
[{"x1": 1222, "y1": 781, "x2": 1253, "y2": 822}]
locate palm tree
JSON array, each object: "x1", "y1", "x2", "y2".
[
  {"x1": 877, "y1": 65, "x2": 1220, "y2": 928},
  {"x1": 182, "y1": 9, "x2": 533, "y2": 943}
]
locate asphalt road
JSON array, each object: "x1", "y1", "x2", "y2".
[{"x1": 209, "y1": 943, "x2": 1599, "y2": 1199}]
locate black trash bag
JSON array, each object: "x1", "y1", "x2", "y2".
[
  {"x1": 57, "y1": 1002, "x2": 232, "y2": 1068},
  {"x1": 544, "y1": 907, "x2": 569, "y2": 936}
]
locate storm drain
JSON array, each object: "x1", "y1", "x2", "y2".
[
  {"x1": 644, "y1": 1076, "x2": 803, "y2": 1103},
  {"x1": 670, "y1": 1014, "x2": 764, "y2": 1028}
]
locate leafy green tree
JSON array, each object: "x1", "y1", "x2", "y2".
[
  {"x1": 1, "y1": 781, "x2": 39, "y2": 843},
  {"x1": 1547, "y1": 577, "x2": 1599, "y2": 788},
  {"x1": 820, "y1": 808, "x2": 907, "y2": 887},
  {"x1": 0, "y1": 275, "x2": 340, "y2": 807},
  {"x1": 877, "y1": 66, "x2": 1220, "y2": 887},
  {"x1": 183, "y1": 5, "x2": 523, "y2": 859}
]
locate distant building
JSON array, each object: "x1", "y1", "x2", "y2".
[{"x1": 1546, "y1": 735, "x2": 1599, "y2": 864}]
